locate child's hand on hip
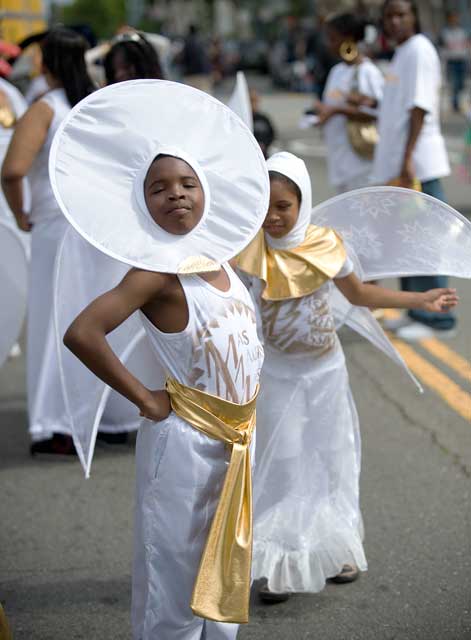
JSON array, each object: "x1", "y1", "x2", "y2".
[{"x1": 139, "y1": 390, "x2": 171, "y2": 422}]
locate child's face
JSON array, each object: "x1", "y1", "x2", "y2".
[
  {"x1": 144, "y1": 156, "x2": 205, "y2": 235},
  {"x1": 263, "y1": 179, "x2": 300, "y2": 239}
]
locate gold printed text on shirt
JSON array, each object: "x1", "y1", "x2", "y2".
[
  {"x1": 188, "y1": 299, "x2": 262, "y2": 403},
  {"x1": 177, "y1": 255, "x2": 221, "y2": 274},
  {"x1": 262, "y1": 295, "x2": 335, "y2": 355}
]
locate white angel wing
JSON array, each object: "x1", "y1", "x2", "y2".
[
  {"x1": 311, "y1": 187, "x2": 471, "y2": 390},
  {"x1": 311, "y1": 186, "x2": 471, "y2": 281},
  {"x1": 330, "y1": 243, "x2": 423, "y2": 391},
  {"x1": 227, "y1": 71, "x2": 253, "y2": 131},
  {"x1": 0, "y1": 219, "x2": 28, "y2": 367},
  {"x1": 54, "y1": 227, "x2": 165, "y2": 477}
]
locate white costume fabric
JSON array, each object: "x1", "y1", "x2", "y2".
[
  {"x1": 0, "y1": 219, "x2": 28, "y2": 367},
  {"x1": 265, "y1": 151, "x2": 311, "y2": 250},
  {"x1": 373, "y1": 34, "x2": 450, "y2": 184},
  {"x1": 50, "y1": 80, "x2": 268, "y2": 274},
  {"x1": 49, "y1": 80, "x2": 269, "y2": 638},
  {"x1": 248, "y1": 153, "x2": 366, "y2": 593},
  {"x1": 54, "y1": 227, "x2": 166, "y2": 472},
  {"x1": 133, "y1": 265, "x2": 263, "y2": 639},
  {"x1": 227, "y1": 71, "x2": 253, "y2": 131},
  {"x1": 247, "y1": 157, "x2": 471, "y2": 594},
  {"x1": 27, "y1": 88, "x2": 71, "y2": 442},
  {"x1": 322, "y1": 59, "x2": 384, "y2": 191}
]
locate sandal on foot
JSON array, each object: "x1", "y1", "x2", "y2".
[
  {"x1": 259, "y1": 585, "x2": 291, "y2": 603},
  {"x1": 329, "y1": 564, "x2": 360, "y2": 584}
]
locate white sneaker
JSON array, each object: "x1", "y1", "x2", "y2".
[
  {"x1": 396, "y1": 322, "x2": 457, "y2": 342},
  {"x1": 382, "y1": 313, "x2": 411, "y2": 332}
]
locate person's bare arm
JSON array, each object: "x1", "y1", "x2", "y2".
[
  {"x1": 399, "y1": 106, "x2": 426, "y2": 187},
  {"x1": 334, "y1": 271, "x2": 458, "y2": 312},
  {"x1": 314, "y1": 98, "x2": 376, "y2": 125},
  {"x1": 64, "y1": 268, "x2": 171, "y2": 421},
  {"x1": 1, "y1": 100, "x2": 53, "y2": 231}
]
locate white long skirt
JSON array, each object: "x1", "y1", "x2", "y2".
[
  {"x1": 28, "y1": 215, "x2": 69, "y2": 441},
  {"x1": 132, "y1": 414, "x2": 240, "y2": 640},
  {"x1": 252, "y1": 341, "x2": 367, "y2": 593}
]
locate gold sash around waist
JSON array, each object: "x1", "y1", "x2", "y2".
[
  {"x1": 166, "y1": 377, "x2": 259, "y2": 624},
  {"x1": 237, "y1": 224, "x2": 346, "y2": 300}
]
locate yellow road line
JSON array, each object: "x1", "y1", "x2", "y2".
[
  {"x1": 390, "y1": 339, "x2": 471, "y2": 421},
  {"x1": 379, "y1": 309, "x2": 470, "y2": 420},
  {"x1": 419, "y1": 338, "x2": 471, "y2": 384},
  {"x1": 381, "y1": 309, "x2": 471, "y2": 384}
]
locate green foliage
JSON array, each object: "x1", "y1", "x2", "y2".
[{"x1": 61, "y1": 0, "x2": 127, "y2": 39}]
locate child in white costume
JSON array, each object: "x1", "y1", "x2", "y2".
[
  {"x1": 49, "y1": 80, "x2": 269, "y2": 639},
  {"x1": 237, "y1": 152, "x2": 459, "y2": 598}
]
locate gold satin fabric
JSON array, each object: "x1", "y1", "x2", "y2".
[
  {"x1": 0, "y1": 92, "x2": 15, "y2": 129},
  {"x1": 165, "y1": 377, "x2": 259, "y2": 624},
  {"x1": 237, "y1": 224, "x2": 347, "y2": 301}
]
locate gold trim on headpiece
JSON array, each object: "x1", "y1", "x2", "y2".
[
  {"x1": 177, "y1": 255, "x2": 221, "y2": 274},
  {"x1": 237, "y1": 224, "x2": 347, "y2": 300}
]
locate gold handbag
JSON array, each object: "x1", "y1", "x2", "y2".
[{"x1": 346, "y1": 65, "x2": 378, "y2": 160}]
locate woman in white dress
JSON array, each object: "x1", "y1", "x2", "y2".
[
  {"x1": 1, "y1": 27, "x2": 94, "y2": 454},
  {"x1": 315, "y1": 13, "x2": 384, "y2": 193}
]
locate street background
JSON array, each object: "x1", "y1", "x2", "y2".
[{"x1": 1, "y1": 82, "x2": 470, "y2": 639}]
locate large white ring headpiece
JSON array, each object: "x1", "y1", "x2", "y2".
[{"x1": 49, "y1": 79, "x2": 269, "y2": 273}]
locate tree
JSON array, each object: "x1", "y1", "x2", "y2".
[{"x1": 61, "y1": 0, "x2": 127, "y2": 39}]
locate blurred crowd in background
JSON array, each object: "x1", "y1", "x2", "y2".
[{"x1": 0, "y1": 1, "x2": 469, "y2": 110}]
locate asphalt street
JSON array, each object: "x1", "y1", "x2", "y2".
[{"x1": 1, "y1": 84, "x2": 470, "y2": 640}]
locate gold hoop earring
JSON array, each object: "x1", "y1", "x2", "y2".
[{"x1": 339, "y1": 40, "x2": 359, "y2": 63}]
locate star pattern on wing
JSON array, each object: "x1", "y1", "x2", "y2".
[
  {"x1": 347, "y1": 194, "x2": 395, "y2": 219},
  {"x1": 341, "y1": 225, "x2": 383, "y2": 260}
]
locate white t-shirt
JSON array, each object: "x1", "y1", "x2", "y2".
[
  {"x1": 322, "y1": 59, "x2": 384, "y2": 188},
  {"x1": 373, "y1": 34, "x2": 450, "y2": 184}
]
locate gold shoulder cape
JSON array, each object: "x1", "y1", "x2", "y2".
[{"x1": 237, "y1": 224, "x2": 347, "y2": 300}]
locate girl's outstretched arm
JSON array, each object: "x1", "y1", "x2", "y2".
[
  {"x1": 334, "y1": 271, "x2": 459, "y2": 313},
  {"x1": 64, "y1": 268, "x2": 171, "y2": 421}
]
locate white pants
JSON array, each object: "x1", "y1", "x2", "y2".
[
  {"x1": 28, "y1": 215, "x2": 69, "y2": 441},
  {"x1": 132, "y1": 414, "x2": 240, "y2": 640}
]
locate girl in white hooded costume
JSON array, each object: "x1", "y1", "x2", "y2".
[
  {"x1": 49, "y1": 79, "x2": 270, "y2": 639},
  {"x1": 237, "y1": 151, "x2": 459, "y2": 598}
]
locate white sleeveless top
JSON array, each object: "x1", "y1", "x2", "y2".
[
  {"x1": 140, "y1": 264, "x2": 264, "y2": 404},
  {"x1": 29, "y1": 88, "x2": 71, "y2": 223}
]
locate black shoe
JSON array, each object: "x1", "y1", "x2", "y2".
[
  {"x1": 96, "y1": 431, "x2": 129, "y2": 445},
  {"x1": 30, "y1": 433, "x2": 77, "y2": 456},
  {"x1": 259, "y1": 584, "x2": 291, "y2": 603}
]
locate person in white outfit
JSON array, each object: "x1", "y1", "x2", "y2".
[
  {"x1": 236, "y1": 151, "x2": 459, "y2": 602},
  {"x1": 315, "y1": 13, "x2": 384, "y2": 193},
  {"x1": 1, "y1": 27, "x2": 95, "y2": 454},
  {"x1": 373, "y1": 0, "x2": 455, "y2": 341},
  {"x1": 49, "y1": 80, "x2": 269, "y2": 638}
]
